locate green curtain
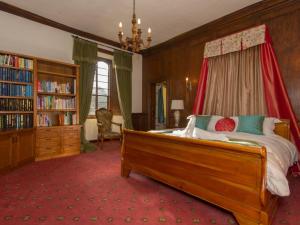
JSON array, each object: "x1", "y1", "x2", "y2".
[
  {"x1": 114, "y1": 50, "x2": 133, "y2": 129},
  {"x1": 73, "y1": 37, "x2": 97, "y2": 152}
]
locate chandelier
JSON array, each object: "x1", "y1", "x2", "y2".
[{"x1": 118, "y1": 0, "x2": 152, "y2": 53}]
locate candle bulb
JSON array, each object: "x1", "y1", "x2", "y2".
[
  {"x1": 118, "y1": 22, "x2": 123, "y2": 31},
  {"x1": 148, "y1": 27, "x2": 151, "y2": 37},
  {"x1": 137, "y1": 18, "x2": 141, "y2": 25}
]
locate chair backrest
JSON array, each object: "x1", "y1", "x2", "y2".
[{"x1": 96, "y1": 108, "x2": 113, "y2": 133}]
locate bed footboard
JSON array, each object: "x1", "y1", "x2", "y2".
[{"x1": 121, "y1": 129, "x2": 278, "y2": 225}]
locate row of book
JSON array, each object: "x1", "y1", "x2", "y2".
[
  {"x1": 37, "y1": 112, "x2": 77, "y2": 127},
  {"x1": 37, "y1": 96, "x2": 75, "y2": 110},
  {"x1": 0, "y1": 83, "x2": 33, "y2": 97},
  {"x1": 0, "y1": 114, "x2": 33, "y2": 129},
  {"x1": 0, "y1": 99, "x2": 33, "y2": 111},
  {"x1": 0, "y1": 54, "x2": 33, "y2": 70},
  {"x1": 37, "y1": 80, "x2": 76, "y2": 94},
  {"x1": 0, "y1": 68, "x2": 33, "y2": 83}
]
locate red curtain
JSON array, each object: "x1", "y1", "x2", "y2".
[
  {"x1": 192, "y1": 59, "x2": 208, "y2": 114},
  {"x1": 261, "y1": 31, "x2": 300, "y2": 151}
]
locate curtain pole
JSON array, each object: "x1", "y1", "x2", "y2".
[{"x1": 71, "y1": 35, "x2": 133, "y2": 55}]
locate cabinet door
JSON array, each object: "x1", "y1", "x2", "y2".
[
  {"x1": 17, "y1": 130, "x2": 35, "y2": 165},
  {"x1": 0, "y1": 134, "x2": 13, "y2": 171},
  {"x1": 36, "y1": 127, "x2": 61, "y2": 160},
  {"x1": 62, "y1": 126, "x2": 80, "y2": 154}
]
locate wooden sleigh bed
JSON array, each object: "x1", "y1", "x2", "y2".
[{"x1": 121, "y1": 121, "x2": 290, "y2": 225}]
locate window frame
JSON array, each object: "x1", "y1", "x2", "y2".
[{"x1": 88, "y1": 57, "x2": 112, "y2": 118}]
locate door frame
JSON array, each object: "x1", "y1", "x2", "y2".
[{"x1": 149, "y1": 80, "x2": 170, "y2": 130}]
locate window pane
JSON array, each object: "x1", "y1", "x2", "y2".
[
  {"x1": 98, "y1": 96, "x2": 108, "y2": 109},
  {"x1": 92, "y1": 86, "x2": 97, "y2": 95},
  {"x1": 98, "y1": 75, "x2": 108, "y2": 82},
  {"x1": 98, "y1": 68, "x2": 108, "y2": 75},
  {"x1": 98, "y1": 96, "x2": 108, "y2": 103},
  {"x1": 89, "y1": 95, "x2": 96, "y2": 115},
  {"x1": 99, "y1": 88, "x2": 108, "y2": 95},
  {"x1": 98, "y1": 102, "x2": 108, "y2": 109},
  {"x1": 89, "y1": 60, "x2": 111, "y2": 115},
  {"x1": 98, "y1": 82, "x2": 108, "y2": 89},
  {"x1": 98, "y1": 61, "x2": 108, "y2": 70}
]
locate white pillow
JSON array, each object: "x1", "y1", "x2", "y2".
[
  {"x1": 263, "y1": 117, "x2": 281, "y2": 135},
  {"x1": 207, "y1": 116, "x2": 223, "y2": 131},
  {"x1": 230, "y1": 116, "x2": 239, "y2": 132}
]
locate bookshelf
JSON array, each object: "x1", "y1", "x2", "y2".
[
  {"x1": 0, "y1": 51, "x2": 34, "y2": 129},
  {"x1": 0, "y1": 50, "x2": 35, "y2": 171},
  {"x1": 35, "y1": 58, "x2": 80, "y2": 161},
  {"x1": 0, "y1": 50, "x2": 81, "y2": 170}
]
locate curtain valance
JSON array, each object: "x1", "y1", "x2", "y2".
[{"x1": 204, "y1": 24, "x2": 266, "y2": 58}]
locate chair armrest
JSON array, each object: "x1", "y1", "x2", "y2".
[
  {"x1": 111, "y1": 122, "x2": 123, "y2": 134},
  {"x1": 111, "y1": 122, "x2": 122, "y2": 127}
]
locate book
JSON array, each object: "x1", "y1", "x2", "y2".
[
  {"x1": 0, "y1": 54, "x2": 33, "y2": 70},
  {"x1": 37, "y1": 96, "x2": 75, "y2": 110},
  {"x1": 37, "y1": 80, "x2": 73, "y2": 94},
  {"x1": 0, "y1": 114, "x2": 33, "y2": 129}
]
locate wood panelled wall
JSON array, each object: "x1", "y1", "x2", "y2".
[{"x1": 142, "y1": 0, "x2": 300, "y2": 129}]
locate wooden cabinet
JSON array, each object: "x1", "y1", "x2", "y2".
[
  {"x1": 17, "y1": 129, "x2": 35, "y2": 165},
  {"x1": 0, "y1": 129, "x2": 35, "y2": 172},
  {"x1": 0, "y1": 133, "x2": 14, "y2": 171},
  {"x1": 35, "y1": 125, "x2": 80, "y2": 161}
]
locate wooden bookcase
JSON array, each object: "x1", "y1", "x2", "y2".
[
  {"x1": 35, "y1": 58, "x2": 81, "y2": 161},
  {"x1": 0, "y1": 50, "x2": 35, "y2": 171},
  {"x1": 0, "y1": 50, "x2": 81, "y2": 170}
]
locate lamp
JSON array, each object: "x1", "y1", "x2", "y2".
[
  {"x1": 171, "y1": 100, "x2": 184, "y2": 127},
  {"x1": 185, "y1": 76, "x2": 192, "y2": 91},
  {"x1": 117, "y1": 0, "x2": 152, "y2": 53}
]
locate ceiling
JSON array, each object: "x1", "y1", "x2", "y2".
[{"x1": 3, "y1": 0, "x2": 262, "y2": 46}]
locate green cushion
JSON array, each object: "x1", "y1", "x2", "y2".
[
  {"x1": 237, "y1": 115, "x2": 265, "y2": 135},
  {"x1": 195, "y1": 115, "x2": 211, "y2": 130}
]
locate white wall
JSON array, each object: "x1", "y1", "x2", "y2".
[
  {"x1": 0, "y1": 11, "x2": 73, "y2": 63},
  {"x1": 132, "y1": 54, "x2": 143, "y2": 113},
  {"x1": 0, "y1": 11, "x2": 143, "y2": 141}
]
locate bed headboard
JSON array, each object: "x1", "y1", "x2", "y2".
[{"x1": 274, "y1": 119, "x2": 290, "y2": 140}]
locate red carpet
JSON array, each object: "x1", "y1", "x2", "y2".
[{"x1": 0, "y1": 140, "x2": 299, "y2": 225}]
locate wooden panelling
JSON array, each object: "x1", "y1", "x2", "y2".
[
  {"x1": 132, "y1": 113, "x2": 147, "y2": 131},
  {"x1": 142, "y1": 0, "x2": 300, "y2": 128}
]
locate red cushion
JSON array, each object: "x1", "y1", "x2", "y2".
[{"x1": 215, "y1": 118, "x2": 236, "y2": 132}]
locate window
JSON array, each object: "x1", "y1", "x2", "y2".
[{"x1": 89, "y1": 59, "x2": 111, "y2": 115}]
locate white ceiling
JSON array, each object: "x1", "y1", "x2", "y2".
[{"x1": 3, "y1": 0, "x2": 261, "y2": 46}]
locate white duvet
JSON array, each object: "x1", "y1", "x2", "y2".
[{"x1": 169, "y1": 116, "x2": 298, "y2": 196}]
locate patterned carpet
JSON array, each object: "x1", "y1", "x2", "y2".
[{"x1": 0, "y1": 140, "x2": 299, "y2": 225}]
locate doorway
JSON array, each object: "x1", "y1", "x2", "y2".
[{"x1": 150, "y1": 81, "x2": 168, "y2": 130}]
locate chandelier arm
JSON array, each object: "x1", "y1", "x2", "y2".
[{"x1": 117, "y1": 0, "x2": 151, "y2": 52}]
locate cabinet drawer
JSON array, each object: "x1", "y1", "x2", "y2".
[
  {"x1": 63, "y1": 142, "x2": 80, "y2": 153},
  {"x1": 36, "y1": 136, "x2": 60, "y2": 143},
  {"x1": 63, "y1": 126, "x2": 81, "y2": 132},
  {"x1": 36, "y1": 128, "x2": 61, "y2": 139},
  {"x1": 36, "y1": 146, "x2": 60, "y2": 157}
]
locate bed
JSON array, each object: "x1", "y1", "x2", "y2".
[{"x1": 121, "y1": 120, "x2": 294, "y2": 225}]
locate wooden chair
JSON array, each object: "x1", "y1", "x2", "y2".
[{"x1": 95, "y1": 108, "x2": 122, "y2": 149}]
